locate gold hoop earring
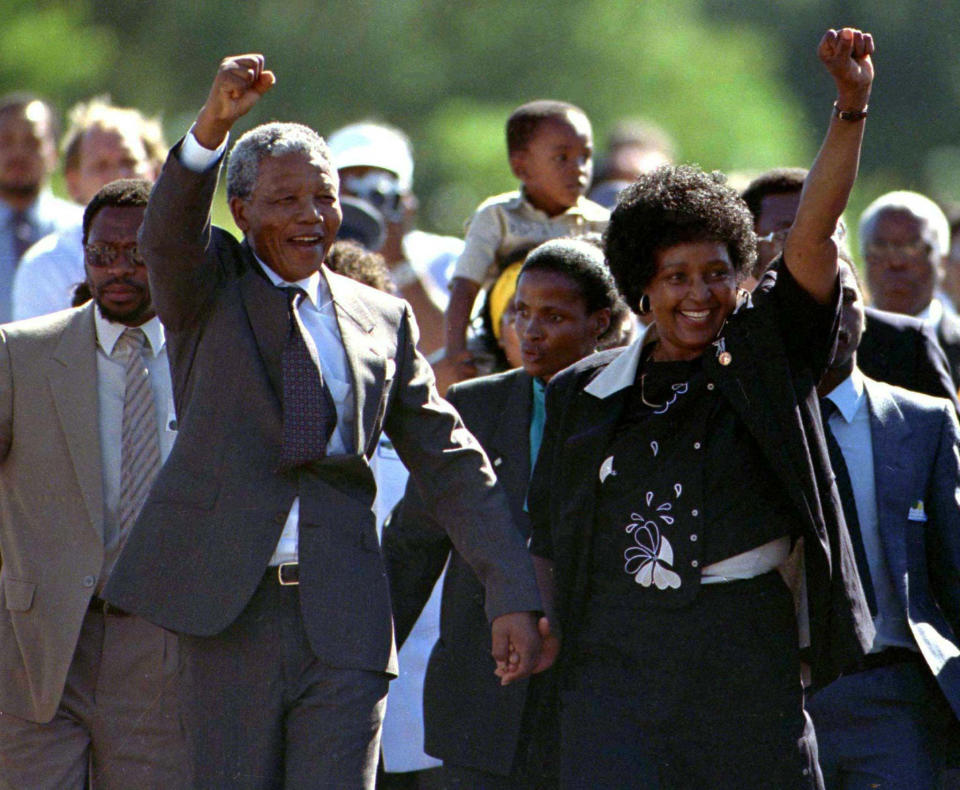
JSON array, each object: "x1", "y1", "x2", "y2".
[{"x1": 638, "y1": 294, "x2": 651, "y2": 315}]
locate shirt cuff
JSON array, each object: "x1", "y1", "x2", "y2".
[{"x1": 179, "y1": 126, "x2": 228, "y2": 172}]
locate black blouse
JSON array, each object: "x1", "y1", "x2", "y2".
[{"x1": 585, "y1": 349, "x2": 802, "y2": 620}]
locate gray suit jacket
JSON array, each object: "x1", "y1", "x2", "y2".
[
  {"x1": 862, "y1": 375, "x2": 960, "y2": 717},
  {"x1": 0, "y1": 303, "x2": 106, "y2": 722},
  {"x1": 104, "y1": 145, "x2": 540, "y2": 675}
]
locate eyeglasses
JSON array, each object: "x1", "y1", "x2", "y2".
[
  {"x1": 84, "y1": 242, "x2": 146, "y2": 269},
  {"x1": 864, "y1": 239, "x2": 931, "y2": 260},
  {"x1": 756, "y1": 228, "x2": 789, "y2": 246}
]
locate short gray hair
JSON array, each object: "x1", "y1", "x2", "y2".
[
  {"x1": 226, "y1": 122, "x2": 333, "y2": 200},
  {"x1": 859, "y1": 190, "x2": 950, "y2": 258}
]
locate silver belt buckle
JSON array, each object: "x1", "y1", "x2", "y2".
[{"x1": 278, "y1": 562, "x2": 299, "y2": 586}]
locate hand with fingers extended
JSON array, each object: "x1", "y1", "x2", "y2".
[
  {"x1": 818, "y1": 27, "x2": 874, "y2": 109},
  {"x1": 194, "y1": 54, "x2": 276, "y2": 150}
]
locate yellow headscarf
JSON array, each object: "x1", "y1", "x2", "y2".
[{"x1": 488, "y1": 262, "x2": 524, "y2": 341}]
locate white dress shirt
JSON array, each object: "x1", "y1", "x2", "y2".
[
  {"x1": 824, "y1": 368, "x2": 915, "y2": 651},
  {"x1": 12, "y1": 221, "x2": 84, "y2": 319},
  {"x1": 94, "y1": 309, "x2": 176, "y2": 587}
]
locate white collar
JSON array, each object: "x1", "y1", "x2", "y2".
[
  {"x1": 583, "y1": 336, "x2": 645, "y2": 399},
  {"x1": 915, "y1": 297, "x2": 944, "y2": 328},
  {"x1": 94, "y1": 307, "x2": 165, "y2": 357},
  {"x1": 254, "y1": 255, "x2": 330, "y2": 308},
  {"x1": 823, "y1": 367, "x2": 865, "y2": 423}
]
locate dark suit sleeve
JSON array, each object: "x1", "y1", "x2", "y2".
[
  {"x1": 383, "y1": 305, "x2": 541, "y2": 621},
  {"x1": 381, "y1": 491, "x2": 450, "y2": 648},
  {"x1": 755, "y1": 259, "x2": 840, "y2": 378},
  {"x1": 927, "y1": 402, "x2": 960, "y2": 633},
  {"x1": 859, "y1": 308, "x2": 960, "y2": 412},
  {"x1": 138, "y1": 142, "x2": 226, "y2": 332},
  {"x1": 915, "y1": 323, "x2": 960, "y2": 411}
]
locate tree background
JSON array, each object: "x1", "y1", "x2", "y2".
[{"x1": 3, "y1": 0, "x2": 955, "y2": 250}]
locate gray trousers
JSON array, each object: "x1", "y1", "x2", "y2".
[
  {"x1": 0, "y1": 608, "x2": 187, "y2": 790},
  {"x1": 180, "y1": 573, "x2": 390, "y2": 790}
]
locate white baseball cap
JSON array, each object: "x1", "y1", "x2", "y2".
[{"x1": 327, "y1": 122, "x2": 414, "y2": 192}]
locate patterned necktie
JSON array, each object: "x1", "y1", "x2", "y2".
[
  {"x1": 116, "y1": 328, "x2": 161, "y2": 537},
  {"x1": 10, "y1": 210, "x2": 34, "y2": 263},
  {"x1": 279, "y1": 287, "x2": 337, "y2": 469},
  {"x1": 820, "y1": 397, "x2": 877, "y2": 615}
]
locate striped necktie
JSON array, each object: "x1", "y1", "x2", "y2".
[{"x1": 116, "y1": 327, "x2": 161, "y2": 538}]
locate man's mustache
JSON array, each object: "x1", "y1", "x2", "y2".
[{"x1": 100, "y1": 276, "x2": 146, "y2": 291}]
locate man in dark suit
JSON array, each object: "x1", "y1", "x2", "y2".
[
  {"x1": 808, "y1": 259, "x2": 960, "y2": 787},
  {"x1": 742, "y1": 168, "x2": 958, "y2": 408},
  {"x1": 859, "y1": 189, "x2": 960, "y2": 390},
  {"x1": 103, "y1": 55, "x2": 543, "y2": 789}
]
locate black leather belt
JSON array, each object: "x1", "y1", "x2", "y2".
[
  {"x1": 88, "y1": 596, "x2": 131, "y2": 616},
  {"x1": 847, "y1": 646, "x2": 921, "y2": 675},
  {"x1": 269, "y1": 562, "x2": 299, "y2": 586}
]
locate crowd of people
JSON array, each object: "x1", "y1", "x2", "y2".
[{"x1": 0, "y1": 23, "x2": 958, "y2": 790}]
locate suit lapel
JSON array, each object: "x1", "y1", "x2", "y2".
[
  {"x1": 47, "y1": 304, "x2": 104, "y2": 536},
  {"x1": 238, "y1": 246, "x2": 287, "y2": 404},
  {"x1": 485, "y1": 372, "x2": 533, "y2": 524},
  {"x1": 555, "y1": 387, "x2": 627, "y2": 620},
  {"x1": 559, "y1": 390, "x2": 626, "y2": 544},
  {"x1": 864, "y1": 378, "x2": 911, "y2": 590},
  {"x1": 324, "y1": 268, "x2": 384, "y2": 456}
]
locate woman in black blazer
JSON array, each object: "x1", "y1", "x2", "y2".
[
  {"x1": 385, "y1": 239, "x2": 625, "y2": 788},
  {"x1": 528, "y1": 29, "x2": 877, "y2": 789}
]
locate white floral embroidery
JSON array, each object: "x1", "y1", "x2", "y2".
[
  {"x1": 623, "y1": 491, "x2": 682, "y2": 590},
  {"x1": 599, "y1": 456, "x2": 617, "y2": 484},
  {"x1": 650, "y1": 382, "x2": 688, "y2": 415},
  {"x1": 650, "y1": 441, "x2": 659, "y2": 457}
]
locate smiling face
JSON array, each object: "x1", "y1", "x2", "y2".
[
  {"x1": 85, "y1": 204, "x2": 153, "y2": 326},
  {"x1": 646, "y1": 240, "x2": 738, "y2": 361},
  {"x1": 514, "y1": 268, "x2": 609, "y2": 381},
  {"x1": 510, "y1": 112, "x2": 593, "y2": 217},
  {"x1": 230, "y1": 151, "x2": 342, "y2": 282}
]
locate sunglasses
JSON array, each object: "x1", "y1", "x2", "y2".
[
  {"x1": 84, "y1": 242, "x2": 146, "y2": 269},
  {"x1": 342, "y1": 171, "x2": 404, "y2": 222}
]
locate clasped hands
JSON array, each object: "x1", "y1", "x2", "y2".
[{"x1": 491, "y1": 612, "x2": 560, "y2": 685}]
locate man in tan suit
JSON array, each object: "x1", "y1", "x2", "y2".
[{"x1": 0, "y1": 179, "x2": 187, "y2": 789}]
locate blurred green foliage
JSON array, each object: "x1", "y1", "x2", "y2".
[{"x1": 2, "y1": 0, "x2": 955, "y2": 251}]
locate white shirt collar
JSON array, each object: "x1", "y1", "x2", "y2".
[
  {"x1": 583, "y1": 335, "x2": 645, "y2": 399},
  {"x1": 94, "y1": 306, "x2": 166, "y2": 357},
  {"x1": 823, "y1": 367, "x2": 865, "y2": 424},
  {"x1": 254, "y1": 254, "x2": 330, "y2": 309},
  {"x1": 915, "y1": 297, "x2": 944, "y2": 328}
]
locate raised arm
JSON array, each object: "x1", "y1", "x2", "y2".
[
  {"x1": 140, "y1": 55, "x2": 276, "y2": 331},
  {"x1": 783, "y1": 28, "x2": 874, "y2": 303},
  {"x1": 193, "y1": 54, "x2": 275, "y2": 150}
]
